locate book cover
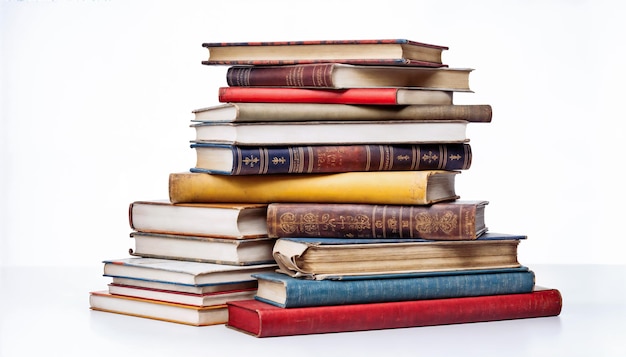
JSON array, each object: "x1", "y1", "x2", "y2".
[
  {"x1": 272, "y1": 233, "x2": 525, "y2": 279},
  {"x1": 107, "y1": 284, "x2": 257, "y2": 307},
  {"x1": 168, "y1": 170, "x2": 459, "y2": 205},
  {"x1": 190, "y1": 143, "x2": 472, "y2": 175},
  {"x1": 217, "y1": 87, "x2": 454, "y2": 105},
  {"x1": 226, "y1": 288, "x2": 563, "y2": 337},
  {"x1": 252, "y1": 268, "x2": 535, "y2": 308},
  {"x1": 202, "y1": 39, "x2": 447, "y2": 67},
  {"x1": 191, "y1": 103, "x2": 492, "y2": 123},
  {"x1": 266, "y1": 200, "x2": 488, "y2": 240}
]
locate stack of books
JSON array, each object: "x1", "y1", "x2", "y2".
[{"x1": 89, "y1": 201, "x2": 279, "y2": 326}]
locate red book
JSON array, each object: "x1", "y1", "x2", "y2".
[
  {"x1": 226, "y1": 288, "x2": 562, "y2": 337},
  {"x1": 217, "y1": 87, "x2": 453, "y2": 105}
]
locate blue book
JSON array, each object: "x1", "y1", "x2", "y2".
[
  {"x1": 272, "y1": 232, "x2": 526, "y2": 279},
  {"x1": 253, "y1": 267, "x2": 535, "y2": 308}
]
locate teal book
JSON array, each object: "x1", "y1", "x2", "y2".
[{"x1": 253, "y1": 267, "x2": 535, "y2": 308}]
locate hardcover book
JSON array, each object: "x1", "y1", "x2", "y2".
[
  {"x1": 89, "y1": 291, "x2": 228, "y2": 326},
  {"x1": 191, "y1": 143, "x2": 472, "y2": 175},
  {"x1": 266, "y1": 200, "x2": 488, "y2": 240},
  {"x1": 129, "y1": 200, "x2": 268, "y2": 238},
  {"x1": 107, "y1": 284, "x2": 257, "y2": 307},
  {"x1": 191, "y1": 103, "x2": 492, "y2": 123},
  {"x1": 252, "y1": 268, "x2": 535, "y2": 308},
  {"x1": 168, "y1": 170, "x2": 459, "y2": 205},
  {"x1": 202, "y1": 39, "x2": 448, "y2": 67},
  {"x1": 102, "y1": 257, "x2": 277, "y2": 286},
  {"x1": 109, "y1": 277, "x2": 258, "y2": 295},
  {"x1": 225, "y1": 64, "x2": 472, "y2": 90},
  {"x1": 226, "y1": 288, "x2": 563, "y2": 337},
  {"x1": 272, "y1": 233, "x2": 525, "y2": 280},
  {"x1": 129, "y1": 232, "x2": 276, "y2": 266},
  {"x1": 217, "y1": 87, "x2": 454, "y2": 105},
  {"x1": 191, "y1": 120, "x2": 469, "y2": 146}
]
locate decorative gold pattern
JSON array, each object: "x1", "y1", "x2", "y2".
[
  {"x1": 421, "y1": 151, "x2": 439, "y2": 163},
  {"x1": 415, "y1": 210, "x2": 458, "y2": 235},
  {"x1": 278, "y1": 212, "x2": 372, "y2": 235},
  {"x1": 449, "y1": 154, "x2": 461, "y2": 160},
  {"x1": 272, "y1": 156, "x2": 286, "y2": 165},
  {"x1": 242, "y1": 155, "x2": 259, "y2": 167}
]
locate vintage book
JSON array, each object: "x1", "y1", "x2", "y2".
[
  {"x1": 102, "y1": 257, "x2": 277, "y2": 286},
  {"x1": 192, "y1": 103, "x2": 492, "y2": 123},
  {"x1": 272, "y1": 233, "x2": 525, "y2": 280},
  {"x1": 253, "y1": 268, "x2": 535, "y2": 308},
  {"x1": 107, "y1": 284, "x2": 257, "y2": 307},
  {"x1": 129, "y1": 200, "x2": 268, "y2": 238},
  {"x1": 89, "y1": 291, "x2": 228, "y2": 326},
  {"x1": 169, "y1": 170, "x2": 459, "y2": 205},
  {"x1": 226, "y1": 64, "x2": 472, "y2": 91},
  {"x1": 202, "y1": 39, "x2": 447, "y2": 67},
  {"x1": 218, "y1": 87, "x2": 454, "y2": 105},
  {"x1": 266, "y1": 200, "x2": 488, "y2": 240},
  {"x1": 129, "y1": 232, "x2": 276, "y2": 265},
  {"x1": 191, "y1": 120, "x2": 469, "y2": 146},
  {"x1": 226, "y1": 287, "x2": 563, "y2": 337},
  {"x1": 109, "y1": 277, "x2": 257, "y2": 295},
  {"x1": 191, "y1": 143, "x2": 472, "y2": 175}
]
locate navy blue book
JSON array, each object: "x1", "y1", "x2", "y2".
[
  {"x1": 272, "y1": 232, "x2": 526, "y2": 279},
  {"x1": 253, "y1": 267, "x2": 535, "y2": 308}
]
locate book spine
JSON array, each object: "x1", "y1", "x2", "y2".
[
  {"x1": 224, "y1": 144, "x2": 471, "y2": 175},
  {"x1": 227, "y1": 289, "x2": 563, "y2": 337},
  {"x1": 226, "y1": 64, "x2": 335, "y2": 87},
  {"x1": 266, "y1": 201, "x2": 479, "y2": 240},
  {"x1": 218, "y1": 87, "x2": 403, "y2": 104},
  {"x1": 261, "y1": 270, "x2": 536, "y2": 308}
]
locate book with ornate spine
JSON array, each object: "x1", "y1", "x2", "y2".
[
  {"x1": 225, "y1": 64, "x2": 472, "y2": 90},
  {"x1": 190, "y1": 143, "x2": 472, "y2": 175},
  {"x1": 266, "y1": 200, "x2": 488, "y2": 240},
  {"x1": 217, "y1": 87, "x2": 454, "y2": 105},
  {"x1": 168, "y1": 170, "x2": 459, "y2": 205},
  {"x1": 252, "y1": 268, "x2": 535, "y2": 308},
  {"x1": 226, "y1": 288, "x2": 563, "y2": 337},
  {"x1": 191, "y1": 103, "x2": 492, "y2": 123},
  {"x1": 202, "y1": 39, "x2": 448, "y2": 67}
]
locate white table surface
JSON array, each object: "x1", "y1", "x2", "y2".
[{"x1": 1, "y1": 264, "x2": 625, "y2": 357}]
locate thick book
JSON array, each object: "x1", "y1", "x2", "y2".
[
  {"x1": 218, "y1": 87, "x2": 454, "y2": 105},
  {"x1": 102, "y1": 257, "x2": 277, "y2": 286},
  {"x1": 272, "y1": 233, "x2": 525, "y2": 280},
  {"x1": 226, "y1": 64, "x2": 472, "y2": 91},
  {"x1": 169, "y1": 171, "x2": 459, "y2": 205},
  {"x1": 253, "y1": 268, "x2": 535, "y2": 308},
  {"x1": 191, "y1": 120, "x2": 469, "y2": 146},
  {"x1": 129, "y1": 232, "x2": 276, "y2": 266},
  {"x1": 109, "y1": 277, "x2": 258, "y2": 295},
  {"x1": 89, "y1": 291, "x2": 228, "y2": 326},
  {"x1": 191, "y1": 143, "x2": 472, "y2": 175},
  {"x1": 129, "y1": 200, "x2": 268, "y2": 238},
  {"x1": 107, "y1": 284, "x2": 257, "y2": 307},
  {"x1": 226, "y1": 288, "x2": 563, "y2": 337},
  {"x1": 266, "y1": 200, "x2": 488, "y2": 240},
  {"x1": 192, "y1": 103, "x2": 492, "y2": 123},
  {"x1": 202, "y1": 39, "x2": 447, "y2": 67}
]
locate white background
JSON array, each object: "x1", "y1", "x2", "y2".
[{"x1": 2, "y1": 0, "x2": 626, "y2": 269}]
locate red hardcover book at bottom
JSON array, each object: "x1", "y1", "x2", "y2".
[{"x1": 226, "y1": 288, "x2": 562, "y2": 337}]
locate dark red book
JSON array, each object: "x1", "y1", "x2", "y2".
[{"x1": 226, "y1": 288, "x2": 562, "y2": 337}]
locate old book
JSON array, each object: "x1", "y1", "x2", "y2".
[
  {"x1": 272, "y1": 233, "x2": 525, "y2": 280},
  {"x1": 192, "y1": 103, "x2": 492, "y2": 123},
  {"x1": 191, "y1": 143, "x2": 472, "y2": 175},
  {"x1": 226, "y1": 288, "x2": 563, "y2": 337},
  {"x1": 129, "y1": 200, "x2": 268, "y2": 238},
  {"x1": 253, "y1": 268, "x2": 535, "y2": 308},
  {"x1": 102, "y1": 257, "x2": 277, "y2": 286},
  {"x1": 129, "y1": 232, "x2": 276, "y2": 266},
  {"x1": 218, "y1": 87, "x2": 454, "y2": 105},
  {"x1": 89, "y1": 291, "x2": 228, "y2": 326},
  {"x1": 266, "y1": 200, "x2": 488, "y2": 240},
  {"x1": 109, "y1": 277, "x2": 258, "y2": 295},
  {"x1": 107, "y1": 284, "x2": 257, "y2": 307},
  {"x1": 168, "y1": 171, "x2": 459, "y2": 205},
  {"x1": 202, "y1": 39, "x2": 447, "y2": 67},
  {"x1": 191, "y1": 120, "x2": 469, "y2": 146},
  {"x1": 226, "y1": 64, "x2": 472, "y2": 91}
]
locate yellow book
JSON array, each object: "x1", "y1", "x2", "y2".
[{"x1": 169, "y1": 171, "x2": 459, "y2": 205}]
